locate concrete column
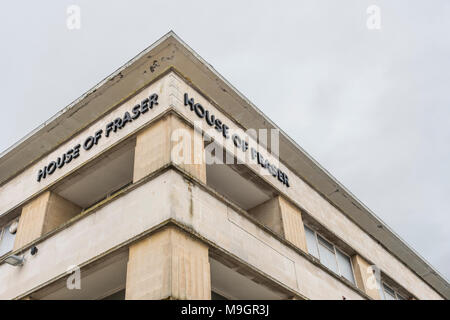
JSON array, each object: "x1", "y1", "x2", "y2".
[
  {"x1": 351, "y1": 254, "x2": 381, "y2": 300},
  {"x1": 125, "y1": 227, "x2": 211, "y2": 300},
  {"x1": 13, "y1": 191, "x2": 81, "y2": 250},
  {"x1": 133, "y1": 114, "x2": 206, "y2": 183},
  {"x1": 249, "y1": 196, "x2": 307, "y2": 252},
  {"x1": 279, "y1": 197, "x2": 308, "y2": 252}
]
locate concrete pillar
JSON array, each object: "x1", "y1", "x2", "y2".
[
  {"x1": 13, "y1": 191, "x2": 81, "y2": 250},
  {"x1": 351, "y1": 254, "x2": 381, "y2": 300},
  {"x1": 125, "y1": 227, "x2": 211, "y2": 300},
  {"x1": 279, "y1": 197, "x2": 308, "y2": 252},
  {"x1": 249, "y1": 196, "x2": 307, "y2": 252},
  {"x1": 133, "y1": 114, "x2": 206, "y2": 183}
]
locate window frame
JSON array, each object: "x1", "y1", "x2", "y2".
[
  {"x1": 304, "y1": 225, "x2": 356, "y2": 285},
  {"x1": 304, "y1": 225, "x2": 320, "y2": 259},
  {"x1": 381, "y1": 282, "x2": 406, "y2": 300},
  {"x1": 396, "y1": 293, "x2": 406, "y2": 300},
  {"x1": 335, "y1": 247, "x2": 356, "y2": 285},
  {"x1": 316, "y1": 233, "x2": 339, "y2": 273},
  {"x1": 381, "y1": 282, "x2": 396, "y2": 300},
  {"x1": 0, "y1": 219, "x2": 18, "y2": 258}
]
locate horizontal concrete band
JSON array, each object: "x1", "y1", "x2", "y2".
[{"x1": 0, "y1": 168, "x2": 366, "y2": 300}]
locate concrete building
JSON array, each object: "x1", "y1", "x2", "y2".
[{"x1": 0, "y1": 32, "x2": 448, "y2": 300}]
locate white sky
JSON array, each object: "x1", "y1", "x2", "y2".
[{"x1": 0, "y1": 1, "x2": 448, "y2": 280}]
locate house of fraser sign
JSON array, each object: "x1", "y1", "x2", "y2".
[
  {"x1": 182, "y1": 93, "x2": 290, "y2": 188},
  {"x1": 36, "y1": 92, "x2": 289, "y2": 188},
  {"x1": 36, "y1": 93, "x2": 159, "y2": 182}
]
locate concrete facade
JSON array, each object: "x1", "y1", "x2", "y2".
[
  {"x1": 352, "y1": 255, "x2": 381, "y2": 300},
  {"x1": 126, "y1": 227, "x2": 211, "y2": 300},
  {"x1": 0, "y1": 32, "x2": 447, "y2": 300},
  {"x1": 13, "y1": 191, "x2": 80, "y2": 251},
  {"x1": 249, "y1": 196, "x2": 307, "y2": 252},
  {"x1": 133, "y1": 113, "x2": 206, "y2": 183}
]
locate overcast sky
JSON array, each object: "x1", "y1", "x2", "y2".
[{"x1": 0, "y1": 1, "x2": 448, "y2": 281}]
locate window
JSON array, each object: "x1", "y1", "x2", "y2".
[
  {"x1": 305, "y1": 226, "x2": 319, "y2": 259},
  {"x1": 381, "y1": 282, "x2": 406, "y2": 300},
  {"x1": 317, "y1": 235, "x2": 338, "y2": 273},
  {"x1": 304, "y1": 225, "x2": 355, "y2": 285},
  {"x1": 382, "y1": 283, "x2": 396, "y2": 300},
  {"x1": 336, "y1": 249, "x2": 355, "y2": 284},
  {"x1": 396, "y1": 293, "x2": 406, "y2": 300},
  {"x1": 0, "y1": 220, "x2": 18, "y2": 257}
]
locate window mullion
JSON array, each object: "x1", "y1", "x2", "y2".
[
  {"x1": 333, "y1": 245, "x2": 341, "y2": 277},
  {"x1": 314, "y1": 231, "x2": 321, "y2": 261}
]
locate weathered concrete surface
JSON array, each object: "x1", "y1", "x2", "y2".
[
  {"x1": 0, "y1": 71, "x2": 444, "y2": 300},
  {"x1": 126, "y1": 226, "x2": 211, "y2": 300},
  {"x1": 13, "y1": 191, "x2": 80, "y2": 251},
  {"x1": 133, "y1": 114, "x2": 206, "y2": 183},
  {"x1": 168, "y1": 73, "x2": 443, "y2": 300},
  {"x1": 0, "y1": 171, "x2": 172, "y2": 299},
  {"x1": 0, "y1": 170, "x2": 364, "y2": 300},
  {"x1": 352, "y1": 254, "x2": 381, "y2": 300},
  {"x1": 0, "y1": 32, "x2": 446, "y2": 299},
  {"x1": 249, "y1": 198, "x2": 284, "y2": 236},
  {"x1": 167, "y1": 171, "x2": 365, "y2": 300},
  {"x1": 0, "y1": 75, "x2": 170, "y2": 218},
  {"x1": 249, "y1": 196, "x2": 307, "y2": 252},
  {"x1": 279, "y1": 196, "x2": 308, "y2": 253}
]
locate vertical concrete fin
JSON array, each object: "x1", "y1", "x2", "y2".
[
  {"x1": 248, "y1": 196, "x2": 307, "y2": 252},
  {"x1": 13, "y1": 191, "x2": 80, "y2": 251},
  {"x1": 279, "y1": 197, "x2": 307, "y2": 252},
  {"x1": 125, "y1": 227, "x2": 211, "y2": 300},
  {"x1": 133, "y1": 115, "x2": 206, "y2": 183},
  {"x1": 352, "y1": 254, "x2": 381, "y2": 300}
]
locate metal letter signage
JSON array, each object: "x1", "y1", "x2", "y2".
[
  {"x1": 36, "y1": 91, "x2": 289, "y2": 188},
  {"x1": 183, "y1": 93, "x2": 290, "y2": 188},
  {"x1": 36, "y1": 93, "x2": 159, "y2": 182}
]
